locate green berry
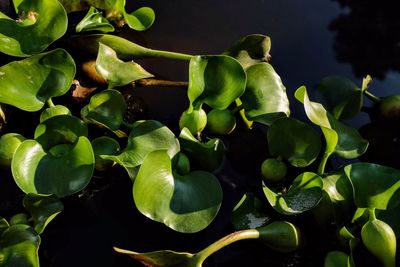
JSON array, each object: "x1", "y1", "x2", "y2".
[
  {"x1": 179, "y1": 108, "x2": 207, "y2": 136},
  {"x1": 0, "y1": 133, "x2": 26, "y2": 168}
]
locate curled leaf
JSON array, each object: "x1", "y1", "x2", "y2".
[{"x1": 76, "y1": 6, "x2": 114, "y2": 33}]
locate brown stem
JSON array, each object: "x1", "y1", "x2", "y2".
[{"x1": 134, "y1": 78, "x2": 188, "y2": 87}]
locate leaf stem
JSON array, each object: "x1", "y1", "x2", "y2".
[
  {"x1": 235, "y1": 98, "x2": 253, "y2": 129},
  {"x1": 146, "y1": 49, "x2": 193, "y2": 61},
  {"x1": 368, "y1": 208, "x2": 377, "y2": 221},
  {"x1": 192, "y1": 229, "x2": 260, "y2": 266},
  {"x1": 134, "y1": 78, "x2": 188, "y2": 87},
  {"x1": 364, "y1": 90, "x2": 381, "y2": 104},
  {"x1": 230, "y1": 104, "x2": 244, "y2": 115},
  {"x1": 317, "y1": 151, "x2": 331, "y2": 175},
  {"x1": 47, "y1": 98, "x2": 55, "y2": 108}
]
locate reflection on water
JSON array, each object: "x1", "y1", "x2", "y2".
[{"x1": 331, "y1": 0, "x2": 400, "y2": 80}]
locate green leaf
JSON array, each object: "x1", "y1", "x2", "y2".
[
  {"x1": 317, "y1": 76, "x2": 364, "y2": 120},
  {"x1": 224, "y1": 34, "x2": 271, "y2": 69},
  {"x1": 324, "y1": 251, "x2": 351, "y2": 267},
  {"x1": 0, "y1": 133, "x2": 26, "y2": 168},
  {"x1": 96, "y1": 43, "x2": 153, "y2": 88},
  {"x1": 91, "y1": 136, "x2": 120, "y2": 171},
  {"x1": 76, "y1": 6, "x2": 114, "y2": 33},
  {"x1": 241, "y1": 63, "x2": 290, "y2": 125},
  {"x1": 231, "y1": 193, "x2": 270, "y2": 230},
  {"x1": 39, "y1": 105, "x2": 71, "y2": 123},
  {"x1": 34, "y1": 115, "x2": 88, "y2": 150},
  {"x1": 114, "y1": 247, "x2": 194, "y2": 267},
  {"x1": 123, "y1": 6, "x2": 155, "y2": 31},
  {"x1": 23, "y1": 193, "x2": 64, "y2": 234},
  {"x1": 0, "y1": 224, "x2": 40, "y2": 267},
  {"x1": 178, "y1": 128, "x2": 225, "y2": 172},
  {"x1": 0, "y1": 0, "x2": 67, "y2": 56},
  {"x1": 0, "y1": 49, "x2": 75, "y2": 112},
  {"x1": 295, "y1": 86, "x2": 368, "y2": 159},
  {"x1": 344, "y1": 163, "x2": 400, "y2": 210},
  {"x1": 81, "y1": 89, "x2": 127, "y2": 131},
  {"x1": 263, "y1": 172, "x2": 323, "y2": 215},
  {"x1": 12, "y1": 137, "x2": 94, "y2": 197},
  {"x1": 268, "y1": 117, "x2": 321, "y2": 167},
  {"x1": 102, "y1": 120, "x2": 180, "y2": 178},
  {"x1": 0, "y1": 217, "x2": 9, "y2": 235},
  {"x1": 9, "y1": 214, "x2": 28, "y2": 226},
  {"x1": 188, "y1": 55, "x2": 246, "y2": 110},
  {"x1": 313, "y1": 170, "x2": 355, "y2": 225},
  {"x1": 133, "y1": 150, "x2": 222, "y2": 233}
]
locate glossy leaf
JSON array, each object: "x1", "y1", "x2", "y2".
[
  {"x1": 91, "y1": 136, "x2": 120, "y2": 171},
  {"x1": 0, "y1": 49, "x2": 76, "y2": 112},
  {"x1": 317, "y1": 75, "x2": 366, "y2": 120},
  {"x1": 133, "y1": 150, "x2": 222, "y2": 233},
  {"x1": 231, "y1": 193, "x2": 270, "y2": 230},
  {"x1": 224, "y1": 34, "x2": 271, "y2": 69},
  {"x1": 241, "y1": 63, "x2": 290, "y2": 125},
  {"x1": 34, "y1": 115, "x2": 88, "y2": 150},
  {"x1": 23, "y1": 193, "x2": 64, "y2": 234},
  {"x1": 9, "y1": 214, "x2": 28, "y2": 226},
  {"x1": 178, "y1": 128, "x2": 225, "y2": 171},
  {"x1": 0, "y1": 0, "x2": 67, "y2": 56},
  {"x1": 123, "y1": 6, "x2": 155, "y2": 31},
  {"x1": 0, "y1": 133, "x2": 26, "y2": 168},
  {"x1": 344, "y1": 163, "x2": 400, "y2": 210},
  {"x1": 258, "y1": 221, "x2": 301, "y2": 253},
  {"x1": 96, "y1": 43, "x2": 153, "y2": 88},
  {"x1": 263, "y1": 172, "x2": 323, "y2": 215},
  {"x1": 268, "y1": 117, "x2": 321, "y2": 167},
  {"x1": 0, "y1": 224, "x2": 40, "y2": 267},
  {"x1": 324, "y1": 251, "x2": 351, "y2": 267},
  {"x1": 188, "y1": 55, "x2": 246, "y2": 110},
  {"x1": 12, "y1": 137, "x2": 94, "y2": 197},
  {"x1": 313, "y1": 170, "x2": 355, "y2": 225},
  {"x1": 81, "y1": 89, "x2": 127, "y2": 131},
  {"x1": 114, "y1": 247, "x2": 195, "y2": 267},
  {"x1": 76, "y1": 7, "x2": 114, "y2": 33},
  {"x1": 102, "y1": 120, "x2": 180, "y2": 178},
  {"x1": 295, "y1": 86, "x2": 368, "y2": 159},
  {"x1": 39, "y1": 105, "x2": 71, "y2": 123}
]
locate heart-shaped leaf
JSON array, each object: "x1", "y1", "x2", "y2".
[
  {"x1": 81, "y1": 89, "x2": 127, "y2": 131},
  {"x1": 241, "y1": 63, "x2": 290, "y2": 125},
  {"x1": 76, "y1": 6, "x2": 114, "y2": 33},
  {"x1": 263, "y1": 172, "x2": 323, "y2": 215},
  {"x1": 224, "y1": 34, "x2": 271, "y2": 69},
  {"x1": 0, "y1": 49, "x2": 76, "y2": 112},
  {"x1": 114, "y1": 247, "x2": 195, "y2": 267},
  {"x1": 295, "y1": 86, "x2": 368, "y2": 159},
  {"x1": 23, "y1": 193, "x2": 64, "y2": 234},
  {"x1": 123, "y1": 6, "x2": 155, "y2": 31},
  {"x1": 102, "y1": 120, "x2": 180, "y2": 178},
  {"x1": 0, "y1": 224, "x2": 40, "y2": 267},
  {"x1": 231, "y1": 193, "x2": 270, "y2": 230},
  {"x1": 39, "y1": 105, "x2": 71, "y2": 123},
  {"x1": 188, "y1": 55, "x2": 246, "y2": 110},
  {"x1": 34, "y1": 115, "x2": 88, "y2": 150},
  {"x1": 12, "y1": 137, "x2": 94, "y2": 197},
  {"x1": 91, "y1": 136, "x2": 120, "y2": 171},
  {"x1": 178, "y1": 128, "x2": 225, "y2": 171},
  {"x1": 133, "y1": 150, "x2": 222, "y2": 233},
  {"x1": 317, "y1": 75, "x2": 371, "y2": 120},
  {"x1": 0, "y1": 0, "x2": 67, "y2": 57},
  {"x1": 344, "y1": 163, "x2": 400, "y2": 210},
  {"x1": 313, "y1": 169, "x2": 355, "y2": 225},
  {"x1": 96, "y1": 43, "x2": 153, "y2": 88},
  {"x1": 268, "y1": 117, "x2": 321, "y2": 167}
]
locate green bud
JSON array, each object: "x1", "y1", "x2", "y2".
[{"x1": 261, "y1": 158, "x2": 287, "y2": 183}]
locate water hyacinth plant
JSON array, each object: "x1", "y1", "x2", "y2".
[{"x1": 0, "y1": 1, "x2": 399, "y2": 267}]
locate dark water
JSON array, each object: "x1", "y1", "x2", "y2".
[{"x1": 1, "y1": 1, "x2": 400, "y2": 267}]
